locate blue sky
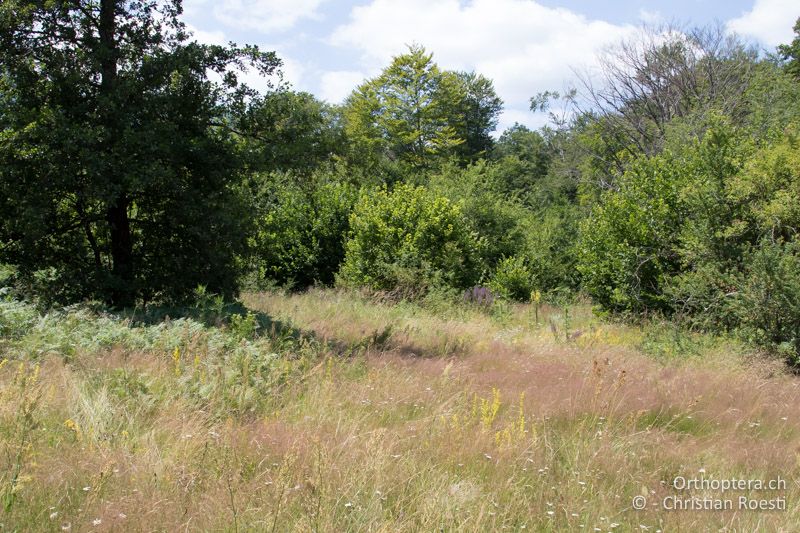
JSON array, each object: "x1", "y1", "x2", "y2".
[{"x1": 181, "y1": 0, "x2": 800, "y2": 131}]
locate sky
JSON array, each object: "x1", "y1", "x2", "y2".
[{"x1": 181, "y1": 0, "x2": 800, "y2": 132}]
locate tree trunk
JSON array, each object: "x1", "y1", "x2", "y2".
[
  {"x1": 107, "y1": 193, "x2": 134, "y2": 306},
  {"x1": 99, "y1": 0, "x2": 134, "y2": 307},
  {"x1": 76, "y1": 198, "x2": 102, "y2": 270}
]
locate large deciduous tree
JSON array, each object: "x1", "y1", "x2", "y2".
[
  {"x1": 575, "y1": 24, "x2": 756, "y2": 182},
  {"x1": 778, "y1": 17, "x2": 800, "y2": 80},
  {"x1": 0, "y1": 0, "x2": 280, "y2": 307},
  {"x1": 454, "y1": 71, "x2": 503, "y2": 162},
  {"x1": 236, "y1": 90, "x2": 345, "y2": 174},
  {"x1": 342, "y1": 45, "x2": 502, "y2": 174}
]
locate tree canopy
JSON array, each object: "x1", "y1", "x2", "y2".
[
  {"x1": 342, "y1": 45, "x2": 502, "y2": 174},
  {"x1": 776, "y1": 17, "x2": 800, "y2": 80},
  {"x1": 2, "y1": 6, "x2": 800, "y2": 367},
  {"x1": 0, "y1": 0, "x2": 280, "y2": 306}
]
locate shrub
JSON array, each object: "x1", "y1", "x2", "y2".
[
  {"x1": 522, "y1": 203, "x2": 582, "y2": 292},
  {"x1": 338, "y1": 184, "x2": 482, "y2": 293},
  {"x1": 428, "y1": 161, "x2": 581, "y2": 293},
  {"x1": 735, "y1": 240, "x2": 800, "y2": 364},
  {"x1": 428, "y1": 161, "x2": 528, "y2": 271},
  {"x1": 252, "y1": 174, "x2": 356, "y2": 289},
  {"x1": 0, "y1": 292, "x2": 39, "y2": 340},
  {"x1": 577, "y1": 154, "x2": 686, "y2": 313},
  {"x1": 488, "y1": 256, "x2": 534, "y2": 301}
]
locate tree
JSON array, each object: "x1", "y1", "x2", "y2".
[
  {"x1": 778, "y1": 17, "x2": 800, "y2": 80},
  {"x1": 237, "y1": 90, "x2": 344, "y2": 173},
  {"x1": 577, "y1": 152, "x2": 689, "y2": 313},
  {"x1": 338, "y1": 184, "x2": 482, "y2": 294},
  {"x1": 494, "y1": 124, "x2": 549, "y2": 170},
  {"x1": 250, "y1": 172, "x2": 356, "y2": 289},
  {"x1": 454, "y1": 71, "x2": 503, "y2": 161},
  {"x1": 492, "y1": 124, "x2": 551, "y2": 199},
  {"x1": 575, "y1": 24, "x2": 757, "y2": 182},
  {"x1": 0, "y1": 0, "x2": 280, "y2": 306},
  {"x1": 428, "y1": 161, "x2": 529, "y2": 271},
  {"x1": 343, "y1": 45, "x2": 501, "y2": 174}
]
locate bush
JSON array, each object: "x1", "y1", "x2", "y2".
[
  {"x1": 522, "y1": 203, "x2": 582, "y2": 292},
  {"x1": 0, "y1": 291, "x2": 39, "y2": 340},
  {"x1": 338, "y1": 184, "x2": 482, "y2": 293},
  {"x1": 577, "y1": 154, "x2": 686, "y2": 313},
  {"x1": 252, "y1": 174, "x2": 356, "y2": 289},
  {"x1": 735, "y1": 240, "x2": 800, "y2": 364},
  {"x1": 428, "y1": 161, "x2": 581, "y2": 293},
  {"x1": 665, "y1": 263, "x2": 741, "y2": 331},
  {"x1": 428, "y1": 161, "x2": 528, "y2": 271},
  {"x1": 488, "y1": 256, "x2": 534, "y2": 301},
  {"x1": 577, "y1": 120, "x2": 800, "y2": 365}
]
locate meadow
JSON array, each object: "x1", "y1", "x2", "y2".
[
  {"x1": 1, "y1": 288, "x2": 798, "y2": 531},
  {"x1": 4, "y1": 3, "x2": 800, "y2": 531}
]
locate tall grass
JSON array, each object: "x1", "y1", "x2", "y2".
[{"x1": 0, "y1": 290, "x2": 797, "y2": 531}]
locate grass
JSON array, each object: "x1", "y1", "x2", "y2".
[{"x1": 1, "y1": 288, "x2": 798, "y2": 531}]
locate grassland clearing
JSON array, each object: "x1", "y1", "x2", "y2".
[{"x1": 1, "y1": 289, "x2": 797, "y2": 531}]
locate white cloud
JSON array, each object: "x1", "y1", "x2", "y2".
[
  {"x1": 232, "y1": 53, "x2": 306, "y2": 93},
  {"x1": 727, "y1": 0, "x2": 800, "y2": 48},
  {"x1": 638, "y1": 9, "x2": 662, "y2": 25},
  {"x1": 186, "y1": 0, "x2": 326, "y2": 32},
  {"x1": 319, "y1": 70, "x2": 368, "y2": 103},
  {"x1": 497, "y1": 107, "x2": 548, "y2": 133},
  {"x1": 186, "y1": 24, "x2": 227, "y2": 46},
  {"x1": 277, "y1": 56, "x2": 306, "y2": 88},
  {"x1": 327, "y1": 0, "x2": 636, "y2": 131},
  {"x1": 185, "y1": 23, "x2": 306, "y2": 93}
]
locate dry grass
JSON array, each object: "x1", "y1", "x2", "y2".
[{"x1": 1, "y1": 288, "x2": 799, "y2": 531}]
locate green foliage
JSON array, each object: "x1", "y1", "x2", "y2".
[
  {"x1": 523, "y1": 203, "x2": 582, "y2": 292},
  {"x1": 673, "y1": 122, "x2": 753, "y2": 268},
  {"x1": 429, "y1": 161, "x2": 581, "y2": 294},
  {"x1": 0, "y1": 294, "x2": 320, "y2": 423},
  {"x1": 488, "y1": 256, "x2": 534, "y2": 301},
  {"x1": 735, "y1": 240, "x2": 800, "y2": 364},
  {"x1": 338, "y1": 184, "x2": 482, "y2": 294},
  {"x1": 0, "y1": 290, "x2": 38, "y2": 341},
  {"x1": 229, "y1": 311, "x2": 260, "y2": 341},
  {"x1": 638, "y1": 320, "x2": 706, "y2": 361},
  {"x1": 579, "y1": 115, "x2": 800, "y2": 362},
  {"x1": 578, "y1": 153, "x2": 687, "y2": 312},
  {"x1": 454, "y1": 71, "x2": 504, "y2": 162},
  {"x1": 2, "y1": 5, "x2": 799, "y2": 372},
  {"x1": 0, "y1": 0, "x2": 280, "y2": 307},
  {"x1": 778, "y1": 17, "x2": 800, "y2": 80},
  {"x1": 579, "y1": 119, "x2": 755, "y2": 314},
  {"x1": 725, "y1": 133, "x2": 800, "y2": 361},
  {"x1": 667, "y1": 125, "x2": 796, "y2": 328},
  {"x1": 428, "y1": 161, "x2": 526, "y2": 269},
  {"x1": 728, "y1": 127, "x2": 800, "y2": 239},
  {"x1": 491, "y1": 124, "x2": 551, "y2": 199},
  {"x1": 742, "y1": 61, "x2": 800, "y2": 139},
  {"x1": 237, "y1": 90, "x2": 344, "y2": 173},
  {"x1": 251, "y1": 173, "x2": 356, "y2": 289},
  {"x1": 342, "y1": 45, "x2": 501, "y2": 174}
]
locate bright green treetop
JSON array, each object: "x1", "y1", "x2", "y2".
[
  {"x1": 343, "y1": 45, "x2": 501, "y2": 175},
  {"x1": 778, "y1": 17, "x2": 800, "y2": 80}
]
